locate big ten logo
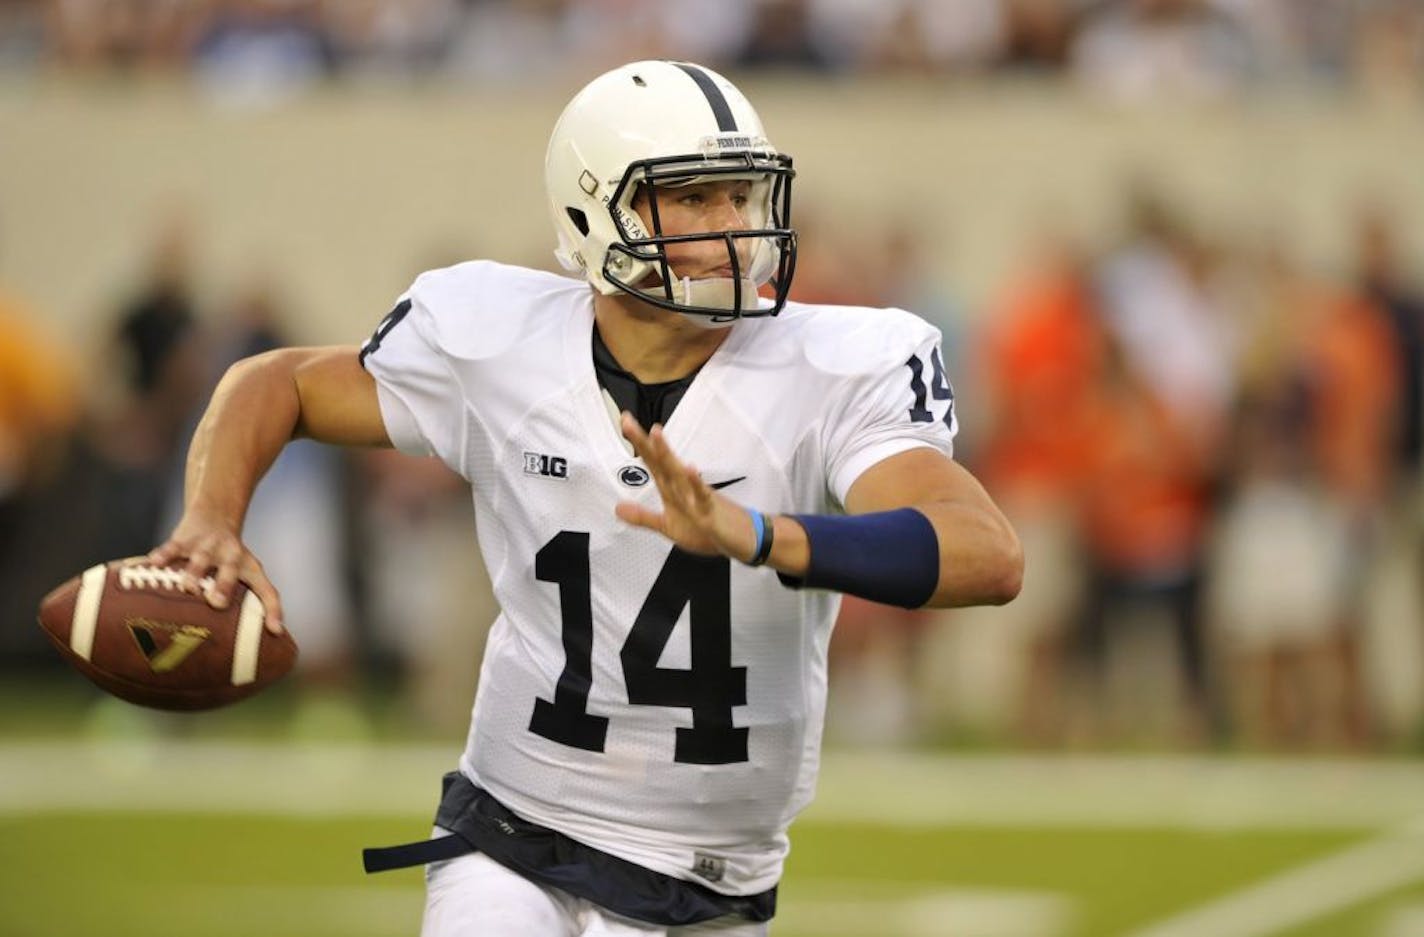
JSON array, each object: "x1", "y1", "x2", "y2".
[{"x1": 523, "y1": 451, "x2": 569, "y2": 479}]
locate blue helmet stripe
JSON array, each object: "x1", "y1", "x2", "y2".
[{"x1": 672, "y1": 62, "x2": 738, "y2": 133}]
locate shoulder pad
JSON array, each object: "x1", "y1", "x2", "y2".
[
  {"x1": 409, "y1": 260, "x2": 587, "y2": 361},
  {"x1": 780, "y1": 303, "x2": 941, "y2": 378}
]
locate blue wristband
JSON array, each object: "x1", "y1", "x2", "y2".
[
  {"x1": 744, "y1": 508, "x2": 774, "y2": 566},
  {"x1": 780, "y1": 508, "x2": 939, "y2": 608}
]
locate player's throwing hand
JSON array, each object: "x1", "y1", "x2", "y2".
[{"x1": 148, "y1": 510, "x2": 285, "y2": 634}]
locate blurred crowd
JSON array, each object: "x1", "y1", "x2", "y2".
[
  {"x1": 0, "y1": 0, "x2": 1421, "y2": 100},
  {"x1": 787, "y1": 185, "x2": 1423, "y2": 754},
  {"x1": 1, "y1": 172, "x2": 1420, "y2": 754},
  {"x1": 1, "y1": 0, "x2": 1421, "y2": 752},
  {"x1": 958, "y1": 190, "x2": 1421, "y2": 753}
]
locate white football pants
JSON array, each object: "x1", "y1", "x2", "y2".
[{"x1": 421, "y1": 849, "x2": 771, "y2": 937}]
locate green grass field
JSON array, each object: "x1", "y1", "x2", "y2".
[
  {"x1": 0, "y1": 815, "x2": 1389, "y2": 937},
  {"x1": 3, "y1": 737, "x2": 1423, "y2": 937}
]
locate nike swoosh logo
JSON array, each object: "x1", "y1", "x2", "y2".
[{"x1": 709, "y1": 476, "x2": 746, "y2": 491}]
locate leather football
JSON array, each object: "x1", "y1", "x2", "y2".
[{"x1": 37, "y1": 558, "x2": 297, "y2": 711}]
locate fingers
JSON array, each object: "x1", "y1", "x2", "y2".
[
  {"x1": 615, "y1": 501, "x2": 664, "y2": 533},
  {"x1": 620, "y1": 413, "x2": 678, "y2": 479},
  {"x1": 148, "y1": 536, "x2": 217, "y2": 602},
  {"x1": 148, "y1": 520, "x2": 283, "y2": 632},
  {"x1": 620, "y1": 413, "x2": 709, "y2": 510},
  {"x1": 209, "y1": 559, "x2": 241, "y2": 611},
  {"x1": 621, "y1": 414, "x2": 676, "y2": 504},
  {"x1": 147, "y1": 540, "x2": 179, "y2": 567},
  {"x1": 192, "y1": 550, "x2": 285, "y2": 634},
  {"x1": 183, "y1": 546, "x2": 214, "y2": 584},
  {"x1": 619, "y1": 411, "x2": 647, "y2": 452},
  {"x1": 682, "y1": 461, "x2": 713, "y2": 511},
  {"x1": 615, "y1": 414, "x2": 748, "y2": 559},
  {"x1": 241, "y1": 559, "x2": 285, "y2": 635},
  {"x1": 648, "y1": 426, "x2": 683, "y2": 482},
  {"x1": 187, "y1": 540, "x2": 241, "y2": 608}
]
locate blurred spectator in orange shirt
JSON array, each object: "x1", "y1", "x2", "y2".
[
  {"x1": 977, "y1": 234, "x2": 1103, "y2": 501},
  {"x1": 1304, "y1": 289, "x2": 1399, "y2": 518},
  {"x1": 1077, "y1": 189, "x2": 1233, "y2": 744},
  {"x1": 1076, "y1": 331, "x2": 1217, "y2": 743},
  {"x1": 973, "y1": 232, "x2": 1102, "y2": 743},
  {"x1": 1353, "y1": 205, "x2": 1421, "y2": 500},
  {"x1": 0, "y1": 295, "x2": 79, "y2": 513},
  {"x1": 1304, "y1": 279, "x2": 1398, "y2": 748},
  {"x1": 1080, "y1": 340, "x2": 1211, "y2": 580}
]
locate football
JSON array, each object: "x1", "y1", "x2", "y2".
[{"x1": 36, "y1": 558, "x2": 297, "y2": 711}]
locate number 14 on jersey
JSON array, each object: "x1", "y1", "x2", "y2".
[{"x1": 530, "y1": 531, "x2": 749, "y2": 765}]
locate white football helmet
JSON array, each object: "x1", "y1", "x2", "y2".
[{"x1": 546, "y1": 60, "x2": 797, "y2": 322}]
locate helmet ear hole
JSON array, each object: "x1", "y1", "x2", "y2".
[{"x1": 566, "y1": 207, "x2": 590, "y2": 236}]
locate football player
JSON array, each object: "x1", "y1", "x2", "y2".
[{"x1": 149, "y1": 61, "x2": 1022, "y2": 936}]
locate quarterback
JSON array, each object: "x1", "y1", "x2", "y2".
[{"x1": 150, "y1": 61, "x2": 1022, "y2": 936}]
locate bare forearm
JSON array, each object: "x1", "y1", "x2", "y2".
[
  {"x1": 183, "y1": 350, "x2": 304, "y2": 529},
  {"x1": 152, "y1": 346, "x2": 381, "y2": 625},
  {"x1": 917, "y1": 499, "x2": 1022, "y2": 608}
]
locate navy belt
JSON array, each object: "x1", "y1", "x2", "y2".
[
  {"x1": 364, "y1": 832, "x2": 473, "y2": 873},
  {"x1": 361, "y1": 771, "x2": 777, "y2": 926}
]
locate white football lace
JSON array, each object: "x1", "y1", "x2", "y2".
[{"x1": 118, "y1": 564, "x2": 215, "y2": 595}]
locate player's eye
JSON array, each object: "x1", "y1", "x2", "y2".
[{"x1": 678, "y1": 193, "x2": 705, "y2": 207}]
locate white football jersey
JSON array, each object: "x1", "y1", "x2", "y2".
[{"x1": 361, "y1": 261, "x2": 956, "y2": 895}]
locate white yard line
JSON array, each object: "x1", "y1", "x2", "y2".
[
  {"x1": 1384, "y1": 903, "x2": 1424, "y2": 937},
  {"x1": 802, "y1": 752, "x2": 1424, "y2": 831},
  {"x1": 2, "y1": 742, "x2": 1423, "y2": 833},
  {"x1": 1122, "y1": 819, "x2": 1424, "y2": 937},
  {"x1": 10, "y1": 741, "x2": 1424, "y2": 936},
  {"x1": 732, "y1": 885, "x2": 1069, "y2": 937},
  {"x1": 777, "y1": 879, "x2": 1071, "y2": 937},
  {"x1": 0, "y1": 740, "x2": 451, "y2": 817}
]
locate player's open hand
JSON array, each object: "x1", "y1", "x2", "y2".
[
  {"x1": 615, "y1": 412, "x2": 758, "y2": 562},
  {"x1": 147, "y1": 510, "x2": 285, "y2": 634}
]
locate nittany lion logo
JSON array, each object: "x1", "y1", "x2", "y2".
[
  {"x1": 127, "y1": 618, "x2": 211, "y2": 674},
  {"x1": 618, "y1": 465, "x2": 650, "y2": 488}
]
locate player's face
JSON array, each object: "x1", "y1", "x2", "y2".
[{"x1": 633, "y1": 179, "x2": 757, "y2": 280}]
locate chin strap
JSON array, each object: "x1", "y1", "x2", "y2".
[{"x1": 668, "y1": 275, "x2": 762, "y2": 326}]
